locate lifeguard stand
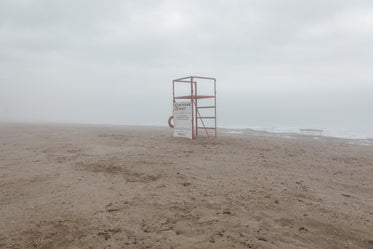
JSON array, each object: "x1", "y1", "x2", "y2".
[{"x1": 171, "y1": 76, "x2": 217, "y2": 139}]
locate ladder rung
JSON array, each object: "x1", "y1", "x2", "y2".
[
  {"x1": 197, "y1": 127, "x2": 216, "y2": 129},
  {"x1": 197, "y1": 106, "x2": 215, "y2": 109},
  {"x1": 196, "y1": 117, "x2": 215, "y2": 119}
]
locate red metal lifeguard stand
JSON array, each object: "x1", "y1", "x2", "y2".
[{"x1": 169, "y1": 76, "x2": 217, "y2": 139}]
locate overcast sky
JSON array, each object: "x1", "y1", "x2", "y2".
[{"x1": 1, "y1": 0, "x2": 372, "y2": 133}]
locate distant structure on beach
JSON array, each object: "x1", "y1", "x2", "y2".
[
  {"x1": 300, "y1": 129, "x2": 323, "y2": 136},
  {"x1": 168, "y1": 76, "x2": 217, "y2": 139}
]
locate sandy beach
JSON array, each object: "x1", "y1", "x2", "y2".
[{"x1": 0, "y1": 123, "x2": 372, "y2": 249}]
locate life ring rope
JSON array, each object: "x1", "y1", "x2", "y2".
[{"x1": 168, "y1": 115, "x2": 174, "y2": 128}]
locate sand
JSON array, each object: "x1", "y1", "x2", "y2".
[{"x1": 0, "y1": 123, "x2": 372, "y2": 249}]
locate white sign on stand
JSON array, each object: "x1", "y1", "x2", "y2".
[{"x1": 173, "y1": 101, "x2": 192, "y2": 139}]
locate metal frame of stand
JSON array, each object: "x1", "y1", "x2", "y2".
[{"x1": 172, "y1": 76, "x2": 217, "y2": 139}]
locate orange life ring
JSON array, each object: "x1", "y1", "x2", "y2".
[{"x1": 168, "y1": 115, "x2": 174, "y2": 128}]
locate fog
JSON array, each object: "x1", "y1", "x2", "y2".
[{"x1": 1, "y1": 0, "x2": 372, "y2": 137}]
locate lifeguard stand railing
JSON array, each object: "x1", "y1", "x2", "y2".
[{"x1": 172, "y1": 76, "x2": 217, "y2": 139}]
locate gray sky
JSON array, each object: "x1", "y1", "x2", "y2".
[{"x1": 1, "y1": 0, "x2": 372, "y2": 132}]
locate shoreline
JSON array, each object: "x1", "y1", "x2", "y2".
[
  {"x1": 222, "y1": 128, "x2": 373, "y2": 147},
  {"x1": 1, "y1": 122, "x2": 371, "y2": 146}
]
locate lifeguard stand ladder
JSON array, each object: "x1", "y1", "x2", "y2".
[{"x1": 172, "y1": 76, "x2": 217, "y2": 139}]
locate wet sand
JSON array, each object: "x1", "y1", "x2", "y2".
[{"x1": 0, "y1": 124, "x2": 372, "y2": 248}]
